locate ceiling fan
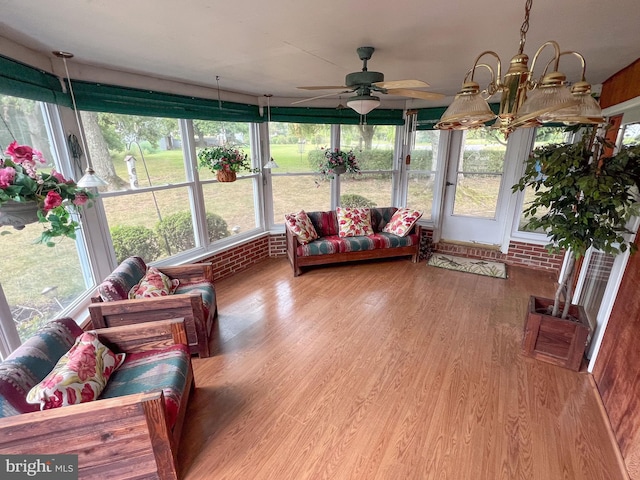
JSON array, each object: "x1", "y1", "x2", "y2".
[{"x1": 294, "y1": 46, "x2": 444, "y2": 114}]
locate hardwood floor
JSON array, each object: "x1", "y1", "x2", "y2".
[{"x1": 178, "y1": 258, "x2": 625, "y2": 480}]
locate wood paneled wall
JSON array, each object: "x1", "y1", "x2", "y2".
[
  {"x1": 600, "y1": 58, "x2": 640, "y2": 109},
  {"x1": 593, "y1": 238, "x2": 640, "y2": 478}
]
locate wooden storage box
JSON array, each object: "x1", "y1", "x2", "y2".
[{"x1": 522, "y1": 296, "x2": 591, "y2": 371}]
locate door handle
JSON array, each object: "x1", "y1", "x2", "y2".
[{"x1": 446, "y1": 181, "x2": 455, "y2": 186}]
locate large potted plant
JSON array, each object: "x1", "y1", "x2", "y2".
[
  {"x1": 513, "y1": 127, "x2": 640, "y2": 370},
  {"x1": 0, "y1": 141, "x2": 95, "y2": 246},
  {"x1": 197, "y1": 145, "x2": 252, "y2": 182}
]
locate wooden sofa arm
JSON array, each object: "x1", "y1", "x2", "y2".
[
  {"x1": 157, "y1": 262, "x2": 214, "y2": 283},
  {"x1": 88, "y1": 293, "x2": 211, "y2": 358},
  {"x1": 89, "y1": 294, "x2": 203, "y2": 326},
  {"x1": 285, "y1": 227, "x2": 302, "y2": 276},
  {"x1": 92, "y1": 318, "x2": 188, "y2": 353},
  {"x1": 0, "y1": 391, "x2": 178, "y2": 480}
]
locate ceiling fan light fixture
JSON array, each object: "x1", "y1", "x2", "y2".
[{"x1": 347, "y1": 94, "x2": 380, "y2": 115}]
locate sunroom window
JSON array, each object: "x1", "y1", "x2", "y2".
[
  {"x1": 80, "y1": 112, "x2": 198, "y2": 263},
  {"x1": 192, "y1": 120, "x2": 259, "y2": 238},
  {"x1": 270, "y1": 122, "x2": 331, "y2": 221},
  {"x1": 406, "y1": 129, "x2": 441, "y2": 222},
  {"x1": 0, "y1": 95, "x2": 95, "y2": 349},
  {"x1": 339, "y1": 124, "x2": 396, "y2": 208},
  {"x1": 515, "y1": 126, "x2": 572, "y2": 234}
]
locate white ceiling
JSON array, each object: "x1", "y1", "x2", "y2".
[{"x1": 1, "y1": 0, "x2": 639, "y2": 109}]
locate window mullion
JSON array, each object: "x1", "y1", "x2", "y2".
[{"x1": 182, "y1": 119, "x2": 209, "y2": 249}]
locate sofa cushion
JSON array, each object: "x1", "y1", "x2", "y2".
[
  {"x1": 306, "y1": 210, "x2": 338, "y2": 237},
  {"x1": 129, "y1": 267, "x2": 180, "y2": 299},
  {"x1": 370, "y1": 207, "x2": 398, "y2": 232},
  {"x1": 98, "y1": 256, "x2": 147, "y2": 302},
  {"x1": 336, "y1": 207, "x2": 373, "y2": 237},
  {"x1": 100, "y1": 344, "x2": 190, "y2": 428},
  {"x1": 297, "y1": 232, "x2": 419, "y2": 257},
  {"x1": 284, "y1": 210, "x2": 319, "y2": 245},
  {"x1": 382, "y1": 208, "x2": 423, "y2": 237},
  {"x1": 173, "y1": 281, "x2": 215, "y2": 313},
  {"x1": 26, "y1": 331, "x2": 126, "y2": 410},
  {"x1": 0, "y1": 318, "x2": 83, "y2": 418}
]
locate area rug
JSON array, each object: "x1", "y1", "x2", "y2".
[{"x1": 427, "y1": 254, "x2": 507, "y2": 279}]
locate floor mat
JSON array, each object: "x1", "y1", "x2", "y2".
[{"x1": 427, "y1": 254, "x2": 507, "y2": 279}]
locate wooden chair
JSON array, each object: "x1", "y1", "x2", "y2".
[
  {"x1": 0, "y1": 318, "x2": 194, "y2": 480},
  {"x1": 89, "y1": 257, "x2": 217, "y2": 357}
]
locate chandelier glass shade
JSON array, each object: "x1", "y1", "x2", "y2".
[
  {"x1": 436, "y1": 0, "x2": 604, "y2": 136},
  {"x1": 436, "y1": 82, "x2": 497, "y2": 129}
]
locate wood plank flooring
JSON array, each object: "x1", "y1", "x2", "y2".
[{"x1": 178, "y1": 258, "x2": 626, "y2": 480}]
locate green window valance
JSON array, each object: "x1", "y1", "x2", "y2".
[{"x1": 0, "y1": 53, "x2": 442, "y2": 127}]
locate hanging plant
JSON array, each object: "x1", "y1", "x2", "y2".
[
  {"x1": 0, "y1": 141, "x2": 95, "y2": 246},
  {"x1": 197, "y1": 145, "x2": 253, "y2": 182},
  {"x1": 316, "y1": 147, "x2": 361, "y2": 179}
]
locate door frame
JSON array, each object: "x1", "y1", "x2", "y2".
[{"x1": 436, "y1": 127, "x2": 535, "y2": 253}]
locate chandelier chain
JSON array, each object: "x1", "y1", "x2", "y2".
[{"x1": 518, "y1": 0, "x2": 533, "y2": 54}]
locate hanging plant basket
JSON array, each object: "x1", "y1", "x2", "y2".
[
  {"x1": 217, "y1": 170, "x2": 237, "y2": 183},
  {"x1": 0, "y1": 200, "x2": 40, "y2": 230},
  {"x1": 333, "y1": 165, "x2": 347, "y2": 175}
]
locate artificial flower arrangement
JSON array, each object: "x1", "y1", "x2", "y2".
[
  {"x1": 318, "y1": 147, "x2": 361, "y2": 179},
  {"x1": 0, "y1": 141, "x2": 95, "y2": 246}
]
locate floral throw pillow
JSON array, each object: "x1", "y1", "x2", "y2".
[
  {"x1": 336, "y1": 207, "x2": 373, "y2": 237},
  {"x1": 128, "y1": 267, "x2": 180, "y2": 299},
  {"x1": 382, "y1": 208, "x2": 423, "y2": 237},
  {"x1": 284, "y1": 210, "x2": 319, "y2": 245},
  {"x1": 26, "y1": 332, "x2": 126, "y2": 410}
]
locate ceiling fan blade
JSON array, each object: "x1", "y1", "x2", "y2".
[
  {"x1": 374, "y1": 79, "x2": 430, "y2": 89},
  {"x1": 386, "y1": 88, "x2": 445, "y2": 101},
  {"x1": 291, "y1": 90, "x2": 352, "y2": 105},
  {"x1": 297, "y1": 86, "x2": 348, "y2": 90}
]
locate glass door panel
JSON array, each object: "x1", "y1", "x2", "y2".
[{"x1": 452, "y1": 130, "x2": 506, "y2": 218}]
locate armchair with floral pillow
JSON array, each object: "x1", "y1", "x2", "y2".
[
  {"x1": 89, "y1": 256, "x2": 217, "y2": 357},
  {"x1": 0, "y1": 317, "x2": 194, "y2": 480}
]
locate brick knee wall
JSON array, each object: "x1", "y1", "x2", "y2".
[
  {"x1": 422, "y1": 230, "x2": 563, "y2": 275},
  {"x1": 198, "y1": 235, "x2": 270, "y2": 281},
  {"x1": 269, "y1": 233, "x2": 287, "y2": 257},
  {"x1": 199, "y1": 231, "x2": 562, "y2": 282}
]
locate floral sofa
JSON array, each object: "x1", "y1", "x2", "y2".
[
  {"x1": 0, "y1": 317, "x2": 194, "y2": 480},
  {"x1": 89, "y1": 256, "x2": 217, "y2": 357},
  {"x1": 285, "y1": 206, "x2": 422, "y2": 276}
]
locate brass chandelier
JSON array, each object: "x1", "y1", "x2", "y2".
[{"x1": 435, "y1": 0, "x2": 604, "y2": 136}]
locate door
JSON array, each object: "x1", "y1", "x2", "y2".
[{"x1": 440, "y1": 128, "x2": 531, "y2": 249}]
